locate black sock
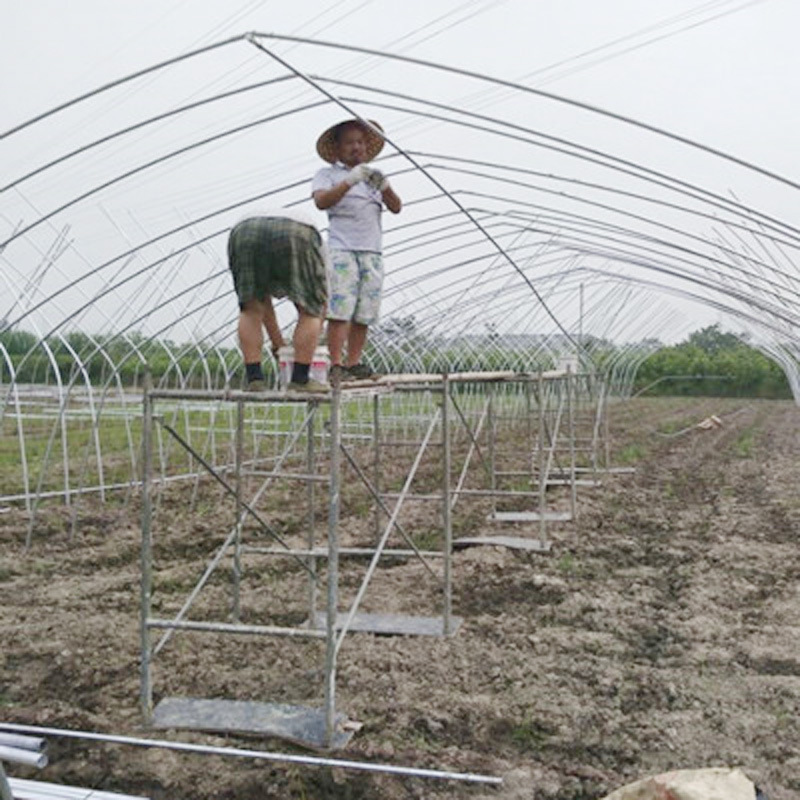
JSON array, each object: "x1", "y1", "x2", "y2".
[
  {"x1": 291, "y1": 362, "x2": 310, "y2": 384},
  {"x1": 246, "y1": 362, "x2": 265, "y2": 382}
]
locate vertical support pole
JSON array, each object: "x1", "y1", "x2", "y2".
[
  {"x1": 567, "y1": 371, "x2": 577, "y2": 519},
  {"x1": 524, "y1": 376, "x2": 532, "y2": 459},
  {"x1": 139, "y1": 371, "x2": 154, "y2": 722},
  {"x1": 441, "y1": 375, "x2": 453, "y2": 635},
  {"x1": 232, "y1": 398, "x2": 244, "y2": 622},
  {"x1": 181, "y1": 397, "x2": 194, "y2": 485},
  {"x1": 583, "y1": 373, "x2": 592, "y2": 475},
  {"x1": 487, "y1": 389, "x2": 496, "y2": 519},
  {"x1": 591, "y1": 380, "x2": 605, "y2": 485},
  {"x1": 603, "y1": 381, "x2": 611, "y2": 471},
  {"x1": 373, "y1": 393, "x2": 381, "y2": 545},
  {"x1": 324, "y1": 384, "x2": 342, "y2": 746},
  {"x1": 537, "y1": 369, "x2": 547, "y2": 544},
  {"x1": 306, "y1": 401, "x2": 318, "y2": 622},
  {"x1": 306, "y1": 402, "x2": 317, "y2": 530}
]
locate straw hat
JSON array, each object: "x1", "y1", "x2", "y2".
[{"x1": 316, "y1": 119, "x2": 385, "y2": 164}]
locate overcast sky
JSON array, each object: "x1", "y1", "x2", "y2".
[{"x1": 6, "y1": 0, "x2": 797, "y2": 175}]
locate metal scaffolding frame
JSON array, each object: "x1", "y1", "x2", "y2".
[{"x1": 138, "y1": 369, "x2": 597, "y2": 749}]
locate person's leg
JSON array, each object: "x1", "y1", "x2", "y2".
[
  {"x1": 345, "y1": 322, "x2": 369, "y2": 367},
  {"x1": 325, "y1": 251, "x2": 359, "y2": 367},
  {"x1": 284, "y1": 224, "x2": 331, "y2": 391},
  {"x1": 261, "y1": 295, "x2": 286, "y2": 357},
  {"x1": 239, "y1": 299, "x2": 265, "y2": 364},
  {"x1": 346, "y1": 253, "x2": 383, "y2": 377},
  {"x1": 294, "y1": 309, "x2": 323, "y2": 364},
  {"x1": 289, "y1": 307, "x2": 325, "y2": 388},
  {"x1": 238, "y1": 299, "x2": 267, "y2": 385},
  {"x1": 327, "y1": 319, "x2": 349, "y2": 367}
]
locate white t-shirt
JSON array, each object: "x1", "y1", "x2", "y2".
[{"x1": 311, "y1": 163, "x2": 383, "y2": 252}]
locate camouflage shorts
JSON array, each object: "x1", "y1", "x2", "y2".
[
  {"x1": 327, "y1": 250, "x2": 384, "y2": 325},
  {"x1": 227, "y1": 217, "x2": 328, "y2": 317}
]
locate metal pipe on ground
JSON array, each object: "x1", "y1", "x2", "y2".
[{"x1": 0, "y1": 723, "x2": 501, "y2": 786}]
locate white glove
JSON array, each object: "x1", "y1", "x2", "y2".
[
  {"x1": 365, "y1": 168, "x2": 389, "y2": 192},
  {"x1": 344, "y1": 164, "x2": 371, "y2": 186}
]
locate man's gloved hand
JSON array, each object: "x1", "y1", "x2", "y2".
[
  {"x1": 364, "y1": 168, "x2": 389, "y2": 191},
  {"x1": 344, "y1": 164, "x2": 371, "y2": 186}
]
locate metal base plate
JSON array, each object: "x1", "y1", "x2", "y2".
[
  {"x1": 454, "y1": 535, "x2": 552, "y2": 552},
  {"x1": 487, "y1": 510, "x2": 572, "y2": 522},
  {"x1": 544, "y1": 478, "x2": 601, "y2": 486},
  {"x1": 569, "y1": 466, "x2": 635, "y2": 474},
  {"x1": 310, "y1": 611, "x2": 461, "y2": 636},
  {"x1": 152, "y1": 697, "x2": 354, "y2": 750}
]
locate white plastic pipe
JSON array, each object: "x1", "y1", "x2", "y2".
[
  {"x1": 7, "y1": 777, "x2": 149, "y2": 800},
  {"x1": 0, "y1": 733, "x2": 46, "y2": 752},
  {"x1": 0, "y1": 745, "x2": 48, "y2": 769}
]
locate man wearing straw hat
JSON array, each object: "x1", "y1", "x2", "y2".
[
  {"x1": 312, "y1": 118, "x2": 402, "y2": 382},
  {"x1": 227, "y1": 208, "x2": 329, "y2": 393}
]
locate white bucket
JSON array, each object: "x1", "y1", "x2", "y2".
[{"x1": 278, "y1": 345, "x2": 330, "y2": 387}]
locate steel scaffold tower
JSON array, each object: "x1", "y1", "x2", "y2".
[{"x1": 138, "y1": 369, "x2": 604, "y2": 748}]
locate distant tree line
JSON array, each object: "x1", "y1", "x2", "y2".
[
  {"x1": 0, "y1": 323, "x2": 792, "y2": 398},
  {"x1": 632, "y1": 325, "x2": 791, "y2": 399}
]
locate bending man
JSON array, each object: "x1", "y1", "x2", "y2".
[{"x1": 227, "y1": 210, "x2": 328, "y2": 393}]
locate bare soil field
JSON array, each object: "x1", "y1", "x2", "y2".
[{"x1": 1, "y1": 396, "x2": 799, "y2": 799}]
